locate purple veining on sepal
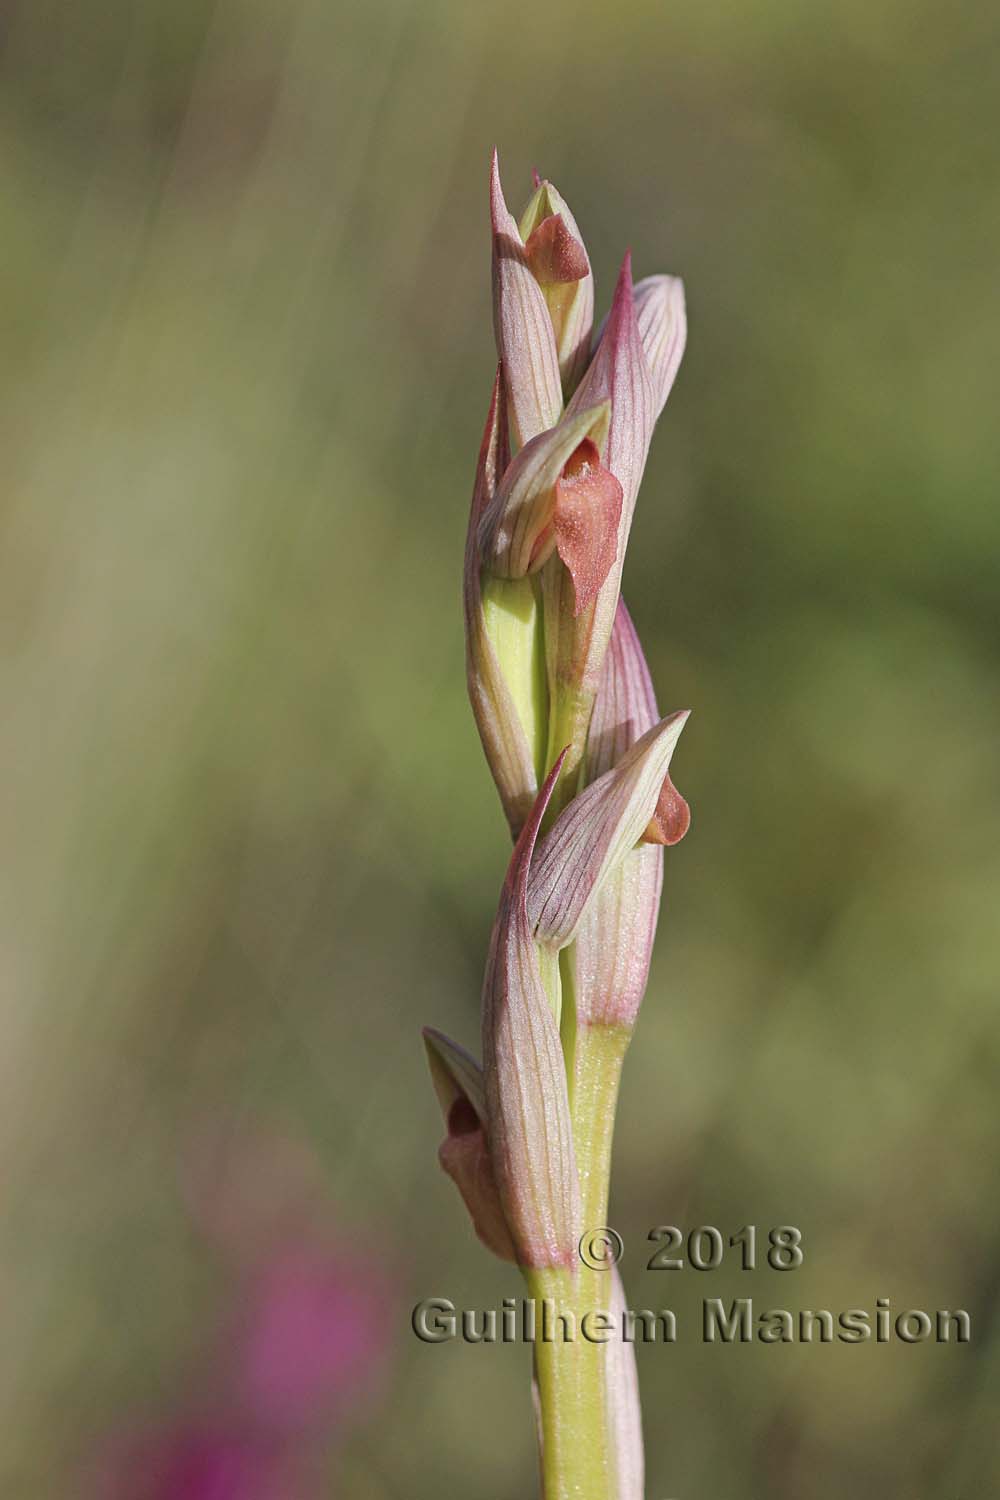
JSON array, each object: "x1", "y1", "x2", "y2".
[
  {"x1": 490, "y1": 149, "x2": 563, "y2": 448},
  {"x1": 572, "y1": 601, "x2": 671, "y2": 1029},
  {"x1": 568, "y1": 251, "x2": 655, "y2": 530},
  {"x1": 526, "y1": 705, "x2": 689, "y2": 952},
  {"x1": 585, "y1": 598, "x2": 660, "y2": 778},
  {"x1": 633, "y1": 273, "x2": 687, "y2": 421},
  {"x1": 482, "y1": 752, "x2": 582, "y2": 1270}
]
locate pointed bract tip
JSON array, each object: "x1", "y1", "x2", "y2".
[
  {"x1": 661, "y1": 706, "x2": 691, "y2": 737},
  {"x1": 531, "y1": 166, "x2": 542, "y2": 189},
  {"x1": 422, "y1": 1026, "x2": 486, "y2": 1117},
  {"x1": 489, "y1": 148, "x2": 507, "y2": 229},
  {"x1": 601, "y1": 251, "x2": 638, "y2": 341},
  {"x1": 422, "y1": 1023, "x2": 463, "y2": 1052}
]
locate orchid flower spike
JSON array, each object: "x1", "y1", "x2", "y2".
[{"x1": 426, "y1": 148, "x2": 694, "y2": 1500}]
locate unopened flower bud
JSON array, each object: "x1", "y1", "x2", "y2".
[
  {"x1": 491, "y1": 150, "x2": 563, "y2": 448},
  {"x1": 518, "y1": 178, "x2": 594, "y2": 398}
]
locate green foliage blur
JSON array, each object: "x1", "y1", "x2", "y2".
[{"x1": 2, "y1": 0, "x2": 998, "y2": 1494}]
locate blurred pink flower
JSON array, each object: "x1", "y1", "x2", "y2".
[
  {"x1": 99, "y1": 1423, "x2": 295, "y2": 1500},
  {"x1": 236, "y1": 1242, "x2": 390, "y2": 1434},
  {"x1": 94, "y1": 1123, "x2": 394, "y2": 1499}
]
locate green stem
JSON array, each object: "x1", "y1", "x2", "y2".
[
  {"x1": 528, "y1": 949, "x2": 633, "y2": 1498},
  {"x1": 526, "y1": 1264, "x2": 613, "y2": 1500},
  {"x1": 571, "y1": 1018, "x2": 630, "y2": 1229}
]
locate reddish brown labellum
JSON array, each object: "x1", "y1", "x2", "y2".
[
  {"x1": 642, "y1": 773, "x2": 691, "y2": 846},
  {"x1": 447, "y1": 1096, "x2": 481, "y2": 1137},
  {"x1": 552, "y1": 438, "x2": 623, "y2": 617},
  {"x1": 524, "y1": 213, "x2": 590, "y2": 286}
]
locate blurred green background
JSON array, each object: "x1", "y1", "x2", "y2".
[{"x1": 2, "y1": 0, "x2": 999, "y2": 1494}]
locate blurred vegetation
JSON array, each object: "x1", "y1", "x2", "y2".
[{"x1": 1, "y1": 0, "x2": 998, "y2": 1495}]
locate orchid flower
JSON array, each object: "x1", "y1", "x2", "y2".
[
  {"x1": 423, "y1": 1026, "x2": 516, "y2": 1263},
  {"x1": 565, "y1": 599, "x2": 689, "y2": 1033},
  {"x1": 517, "y1": 173, "x2": 594, "y2": 398}
]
